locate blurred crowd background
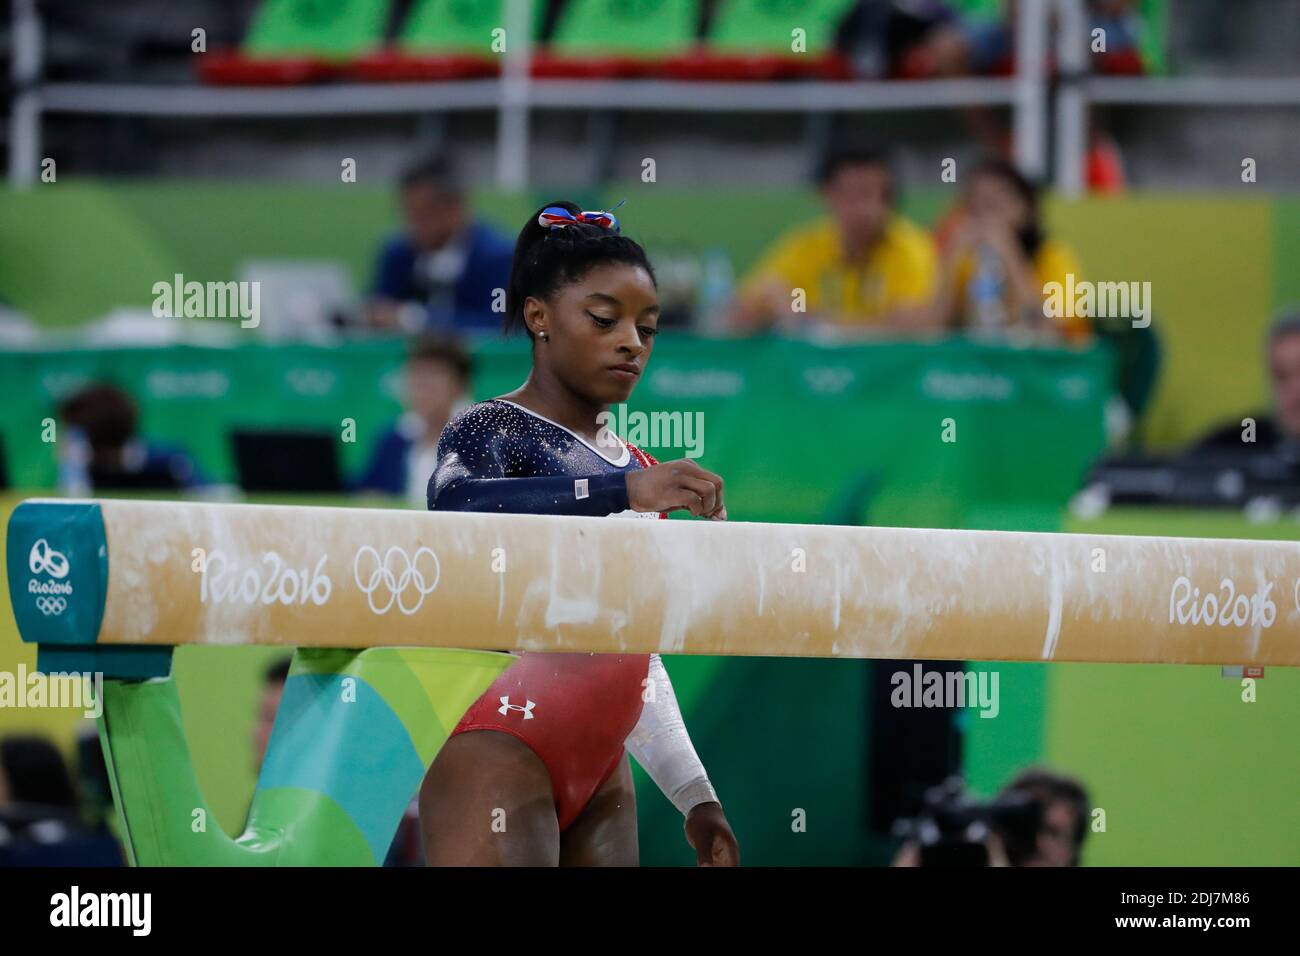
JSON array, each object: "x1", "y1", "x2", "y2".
[{"x1": 1, "y1": 0, "x2": 1298, "y2": 867}]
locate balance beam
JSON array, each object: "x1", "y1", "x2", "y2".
[{"x1": 8, "y1": 498, "x2": 1299, "y2": 676}]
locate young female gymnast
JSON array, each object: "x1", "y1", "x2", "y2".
[{"x1": 419, "y1": 200, "x2": 740, "y2": 866}]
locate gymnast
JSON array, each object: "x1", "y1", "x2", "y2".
[{"x1": 419, "y1": 200, "x2": 740, "y2": 866}]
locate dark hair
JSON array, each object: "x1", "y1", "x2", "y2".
[
  {"x1": 0, "y1": 735, "x2": 78, "y2": 810},
  {"x1": 1267, "y1": 308, "x2": 1300, "y2": 346},
  {"x1": 57, "y1": 384, "x2": 138, "y2": 453},
  {"x1": 505, "y1": 200, "x2": 655, "y2": 337},
  {"x1": 814, "y1": 143, "x2": 896, "y2": 196},
  {"x1": 1001, "y1": 767, "x2": 1090, "y2": 863},
  {"x1": 264, "y1": 657, "x2": 292, "y2": 685},
  {"x1": 971, "y1": 157, "x2": 1045, "y2": 257},
  {"x1": 408, "y1": 334, "x2": 473, "y2": 384},
  {"x1": 399, "y1": 154, "x2": 462, "y2": 199}
]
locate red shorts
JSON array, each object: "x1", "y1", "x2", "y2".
[{"x1": 452, "y1": 651, "x2": 650, "y2": 831}]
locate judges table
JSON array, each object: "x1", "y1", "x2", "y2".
[{"x1": 0, "y1": 334, "x2": 1111, "y2": 528}]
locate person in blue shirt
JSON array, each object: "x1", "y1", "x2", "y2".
[
  {"x1": 56, "y1": 384, "x2": 205, "y2": 492},
  {"x1": 353, "y1": 335, "x2": 472, "y2": 504},
  {"x1": 366, "y1": 155, "x2": 514, "y2": 335}
]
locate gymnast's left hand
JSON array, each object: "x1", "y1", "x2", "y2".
[{"x1": 684, "y1": 802, "x2": 740, "y2": 867}]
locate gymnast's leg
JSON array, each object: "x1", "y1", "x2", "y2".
[
  {"x1": 558, "y1": 754, "x2": 639, "y2": 867},
  {"x1": 419, "y1": 730, "x2": 560, "y2": 866}
]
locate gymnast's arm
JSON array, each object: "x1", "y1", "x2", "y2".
[
  {"x1": 624, "y1": 654, "x2": 719, "y2": 815},
  {"x1": 426, "y1": 413, "x2": 630, "y2": 517}
]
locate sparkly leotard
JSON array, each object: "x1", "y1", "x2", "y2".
[{"x1": 428, "y1": 398, "x2": 659, "y2": 830}]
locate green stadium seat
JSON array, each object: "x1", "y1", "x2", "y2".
[
  {"x1": 351, "y1": 0, "x2": 520, "y2": 81},
  {"x1": 663, "y1": 0, "x2": 855, "y2": 81},
  {"x1": 199, "y1": 0, "x2": 392, "y2": 86},
  {"x1": 531, "y1": 0, "x2": 699, "y2": 79}
]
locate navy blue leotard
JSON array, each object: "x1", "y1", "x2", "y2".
[
  {"x1": 426, "y1": 397, "x2": 653, "y2": 516},
  {"x1": 427, "y1": 397, "x2": 661, "y2": 830}
]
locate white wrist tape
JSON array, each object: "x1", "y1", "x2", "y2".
[{"x1": 625, "y1": 654, "x2": 718, "y2": 816}]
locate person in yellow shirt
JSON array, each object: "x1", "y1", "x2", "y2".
[
  {"x1": 730, "y1": 146, "x2": 938, "y2": 333},
  {"x1": 932, "y1": 158, "x2": 1089, "y2": 341}
]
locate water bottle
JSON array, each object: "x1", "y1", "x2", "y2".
[
  {"x1": 694, "y1": 248, "x2": 735, "y2": 334},
  {"x1": 969, "y1": 243, "x2": 1008, "y2": 330}
]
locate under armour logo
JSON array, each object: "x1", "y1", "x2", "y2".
[{"x1": 497, "y1": 696, "x2": 535, "y2": 719}]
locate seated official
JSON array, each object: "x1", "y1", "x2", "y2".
[
  {"x1": 367, "y1": 155, "x2": 514, "y2": 335},
  {"x1": 729, "y1": 145, "x2": 938, "y2": 334},
  {"x1": 1190, "y1": 311, "x2": 1300, "y2": 466},
  {"x1": 57, "y1": 384, "x2": 205, "y2": 493},
  {"x1": 354, "y1": 336, "x2": 472, "y2": 505},
  {"x1": 0, "y1": 735, "x2": 123, "y2": 867},
  {"x1": 932, "y1": 158, "x2": 1087, "y2": 341}
]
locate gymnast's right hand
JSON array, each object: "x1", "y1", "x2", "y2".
[{"x1": 626, "y1": 460, "x2": 727, "y2": 520}]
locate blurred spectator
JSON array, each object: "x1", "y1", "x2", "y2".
[
  {"x1": 997, "y1": 767, "x2": 1090, "y2": 866},
  {"x1": 57, "y1": 383, "x2": 205, "y2": 492},
  {"x1": 931, "y1": 158, "x2": 1088, "y2": 340},
  {"x1": 909, "y1": 0, "x2": 1146, "y2": 78},
  {"x1": 0, "y1": 734, "x2": 122, "y2": 865},
  {"x1": 729, "y1": 144, "x2": 937, "y2": 334},
  {"x1": 0, "y1": 735, "x2": 77, "y2": 811},
  {"x1": 354, "y1": 336, "x2": 472, "y2": 505},
  {"x1": 901, "y1": 1, "x2": 1133, "y2": 194},
  {"x1": 1189, "y1": 310, "x2": 1300, "y2": 465},
  {"x1": 253, "y1": 656, "x2": 291, "y2": 773},
  {"x1": 836, "y1": 1, "x2": 965, "y2": 79},
  {"x1": 367, "y1": 155, "x2": 514, "y2": 335}
]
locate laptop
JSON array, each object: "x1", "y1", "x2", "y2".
[{"x1": 230, "y1": 429, "x2": 344, "y2": 494}]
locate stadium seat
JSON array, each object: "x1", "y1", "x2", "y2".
[
  {"x1": 531, "y1": 0, "x2": 699, "y2": 79},
  {"x1": 350, "y1": 0, "x2": 515, "y2": 82},
  {"x1": 663, "y1": 0, "x2": 855, "y2": 81},
  {"x1": 199, "y1": 0, "x2": 391, "y2": 86}
]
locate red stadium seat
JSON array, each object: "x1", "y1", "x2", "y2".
[
  {"x1": 531, "y1": 0, "x2": 697, "y2": 80},
  {"x1": 197, "y1": 0, "x2": 389, "y2": 86},
  {"x1": 348, "y1": 0, "x2": 508, "y2": 82},
  {"x1": 663, "y1": 0, "x2": 856, "y2": 81}
]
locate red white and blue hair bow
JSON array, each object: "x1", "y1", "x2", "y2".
[{"x1": 538, "y1": 204, "x2": 622, "y2": 233}]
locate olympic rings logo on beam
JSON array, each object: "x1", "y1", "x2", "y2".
[
  {"x1": 35, "y1": 596, "x2": 67, "y2": 616},
  {"x1": 353, "y1": 546, "x2": 441, "y2": 616},
  {"x1": 29, "y1": 539, "x2": 69, "y2": 579}
]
